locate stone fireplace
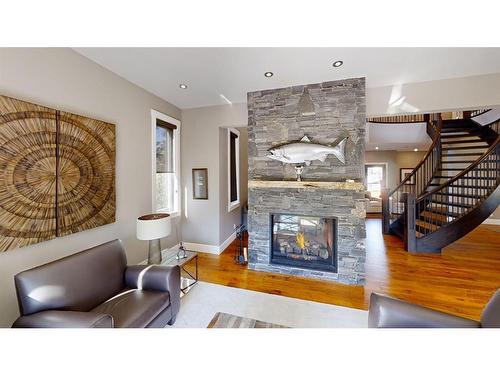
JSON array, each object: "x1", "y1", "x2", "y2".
[{"x1": 247, "y1": 78, "x2": 367, "y2": 285}]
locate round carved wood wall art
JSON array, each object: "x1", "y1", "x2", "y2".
[{"x1": 0, "y1": 95, "x2": 116, "y2": 252}]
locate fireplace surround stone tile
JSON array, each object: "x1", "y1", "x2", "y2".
[{"x1": 248, "y1": 185, "x2": 366, "y2": 285}]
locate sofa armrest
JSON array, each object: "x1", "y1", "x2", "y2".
[
  {"x1": 368, "y1": 293, "x2": 480, "y2": 328},
  {"x1": 125, "y1": 265, "x2": 180, "y2": 317},
  {"x1": 12, "y1": 310, "x2": 113, "y2": 328}
]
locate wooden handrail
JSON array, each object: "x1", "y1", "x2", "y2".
[
  {"x1": 417, "y1": 121, "x2": 500, "y2": 202},
  {"x1": 368, "y1": 109, "x2": 491, "y2": 124},
  {"x1": 367, "y1": 114, "x2": 426, "y2": 124},
  {"x1": 470, "y1": 108, "x2": 491, "y2": 118},
  {"x1": 388, "y1": 116, "x2": 442, "y2": 196}
]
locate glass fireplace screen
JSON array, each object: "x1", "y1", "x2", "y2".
[{"x1": 270, "y1": 214, "x2": 337, "y2": 273}]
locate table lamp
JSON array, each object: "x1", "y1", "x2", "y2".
[{"x1": 137, "y1": 213, "x2": 171, "y2": 264}]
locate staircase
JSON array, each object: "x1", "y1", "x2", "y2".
[{"x1": 381, "y1": 110, "x2": 500, "y2": 253}]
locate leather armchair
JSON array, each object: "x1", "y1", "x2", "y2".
[
  {"x1": 368, "y1": 289, "x2": 500, "y2": 328},
  {"x1": 12, "y1": 239, "x2": 181, "y2": 328}
]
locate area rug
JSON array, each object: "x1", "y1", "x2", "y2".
[
  {"x1": 170, "y1": 281, "x2": 368, "y2": 328},
  {"x1": 207, "y1": 312, "x2": 288, "y2": 328}
]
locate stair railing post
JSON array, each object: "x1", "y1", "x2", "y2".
[
  {"x1": 381, "y1": 188, "x2": 390, "y2": 234},
  {"x1": 404, "y1": 192, "x2": 417, "y2": 253}
]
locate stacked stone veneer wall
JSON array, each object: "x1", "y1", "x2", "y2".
[
  {"x1": 247, "y1": 78, "x2": 366, "y2": 181},
  {"x1": 247, "y1": 78, "x2": 367, "y2": 285}
]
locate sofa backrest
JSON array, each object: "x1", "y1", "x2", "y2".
[
  {"x1": 14, "y1": 239, "x2": 127, "y2": 315},
  {"x1": 481, "y1": 289, "x2": 500, "y2": 328}
]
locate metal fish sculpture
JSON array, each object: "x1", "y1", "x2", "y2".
[{"x1": 267, "y1": 136, "x2": 348, "y2": 166}]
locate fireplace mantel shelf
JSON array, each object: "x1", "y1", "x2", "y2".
[{"x1": 248, "y1": 180, "x2": 365, "y2": 191}]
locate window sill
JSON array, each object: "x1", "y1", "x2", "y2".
[
  {"x1": 157, "y1": 210, "x2": 180, "y2": 218},
  {"x1": 228, "y1": 201, "x2": 240, "y2": 213}
]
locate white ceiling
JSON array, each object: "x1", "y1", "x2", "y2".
[
  {"x1": 366, "y1": 122, "x2": 432, "y2": 151},
  {"x1": 74, "y1": 48, "x2": 500, "y2": 109}
]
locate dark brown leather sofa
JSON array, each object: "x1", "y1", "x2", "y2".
[
  {"x1": 12, "y1": 239, "x2": 180, "y2": 328},
  {"x1": 368, "y1": 290, "x2": 500, "y2": 328}
]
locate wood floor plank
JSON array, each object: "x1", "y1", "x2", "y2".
[{"x1": 187, "y1": 219, "x2": 500, "y2": 321}]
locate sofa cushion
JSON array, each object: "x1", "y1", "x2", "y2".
[
  {"x1": 91, "y1": 289, "x2": 170, "y2": 328},
  {"x1": 14, "y1": 239, "x2": 127, "y2": 315},
  {"x1": 12, "y1": 310, "x2": 114, "y2": 328}
]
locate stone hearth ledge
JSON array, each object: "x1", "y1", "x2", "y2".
[{"x1": 248, "y1": 180, "x2": 365, "y2": 191}]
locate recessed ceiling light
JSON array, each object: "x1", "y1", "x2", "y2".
[
  {"x1": 264, "y1": 72, "x2": 274, "y2": 78},
  {"x1": 414, "y1": 148, "x2": 418, "y2": 152},
  {"x1": 332, "y1": 60, "x2": 343, "y2": 68},
  {"x1": 179, "y1": 83, "x2": 188, "y2": 89},
  {"x1": 375, "y1": 146, "x2": 379, "y2": 150}
]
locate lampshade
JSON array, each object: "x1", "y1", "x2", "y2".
[{"x1": 136, "y1": 213, "x2": 171, "y2": 240}]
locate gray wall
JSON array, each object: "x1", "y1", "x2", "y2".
[
  {"x1": 181, "y1": 103, "x2": 247, "y2": 247},
  {"x1": 367, "y1": 72, "x2": 500, "y2": 116},
  {"x1": 365, "y1": 150, "x2": 426, "y2": 190},
  {"x1": 0, "y1": 48, "x2": 181, "y2": 327},
  {"x1": 219, "y1": 127, "x2": 248, "y2": 243},
  {"x1": 490, "y1": 206, "x2": 500, "y2": 220}
]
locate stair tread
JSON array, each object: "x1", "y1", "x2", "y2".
[
  {"x1": 441, "y1": 145, "x2": 489, "y2": 150},
  {"x1": 441, "y1": 126, "x2": 472, "y2": 134},
  {"x1": 416, "y1": 220, "x2": 441, "y2": 231},
  {"x1": 442, "y1": 119, "x2": 472, "y2": 125},
  {"x1": 419, "y1": 211, "x2": 451, "y2": 224},
  {"x1": 428, "y1": 183, "x2": 490, "y2": 189},
  {"x1": 441, "y1": 153, "x2": 484, "y2": 157},
  {"x1": 438, "y1": 168, "x2": 491, "y2": 171},
  {"x1": 440, "y1": 160, "x2": 476, "y2": 163},
  {"x1": 425, "y1": 207, "x2": 461, "y2": 217},
  {"x1": 441, "y1": 139, "x2": 488, "y2": 144},
  {"x1": 430, "y1": 200, "x2": 473, "y2": 208},
  {"x1": 433, "y1": 176, "x2": 492, "y2": 179},
  {"x1": 433, "y1": 192, "x2": 483, "y2": 198},
  {"x1": 441, "y1": 134, "x2": 479, "y2": 138}
]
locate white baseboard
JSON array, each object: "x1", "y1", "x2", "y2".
[
  {"x1": 184, "y1": 231, "x2": 237, "y2": 255},
  {"x1": 183, "y1": 241, "x2": 220, "y2": 254},
  {"x1": 483, "y1": 218, "x2": 500, "y2": 225},
  {"x1": 219, "y1": 231, "x2": 237, "y2": 253}
]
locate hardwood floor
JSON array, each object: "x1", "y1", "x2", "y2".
[{"x1": 189, "y1": 219, "x2": 500, "y2": 321}]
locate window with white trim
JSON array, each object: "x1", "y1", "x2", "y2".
[
  {"x1": 228, "y1": 128, "x2": 240, "y2": 212},
  {"x1": 152, "y1": 110, "x2": 180, "y2": 215},
  {"x1": 365, "y1": 163, "x2": 386, "y2": 199}
]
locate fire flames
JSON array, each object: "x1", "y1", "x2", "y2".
[{"x1": 296, "y1": 232, "x2": 305, "y2": 250}]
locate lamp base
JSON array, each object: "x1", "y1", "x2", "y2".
[
  {"x1": 176, "y1": 242, "x2": 188, "y2": 260},
  {"x1": 148, "y1": 239, "x2": 162, "y2": 264}
]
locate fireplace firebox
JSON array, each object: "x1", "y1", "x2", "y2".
[{"x1": 270, "y1": 214, "x2": 337, "y2": 273}]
